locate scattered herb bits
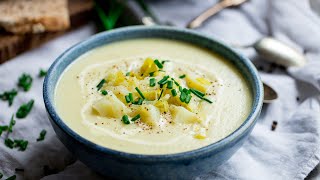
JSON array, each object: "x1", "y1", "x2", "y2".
[
  {"x1": 0, "y1": 89, "x2": 18, "y2": 106},
  {"x1": 158, "y1": 89, "x2": 164, "y2": 100},
  {"x1": 185, "y1": 94, "x2": 192, "y2": 104},
  {"x1": 202, "y1": 97, "x2": 213, "y2": 104},
  {"x1": 122, "y1": 115, "x2": 130, "y2": 124},
  {"x1": 101, "y1": 90, "x2": 108, "y2": 95},
  {"x1": 179, "y1": 74, "x2": 186, "y2": 79},
  {"x1": 161, "y1": 60, "x2": 170, "y2": 64},
  {"x1": 171, "y1": 89, "x2": 177, "y2": 97},
  {"x1": 96, "y1": 79, "x2": 106, "y2": 91},
  {"x1": 154, "y1": 59, "x2": 163, "y2": 69},
  {"x1": 167, "y1": 81, "x2": 173, "y2": 89},
  {"x1": 6, "y1": 175, "x2": 16, "y2": 180},
  {"x1": 13, "y1": 139, "x2": 28, "y2": 151},
  {"x1": 149, "y1": 72, "x2": 155, "y2": 77},
  {"x1": 37, "y1": 130, "x2": 47, "y2": 141},
  {"x1": 16, "y1": 100, "x2": 34, "y2": 119},
  {"x1": 126, "y1": 72, "x2": 130, "y2": 76},
  {"x1": 128, "y1": 93, "x2": 133, "y2": 102},
  {"x1": 0, "y1": 125, "x2": 8, "y2": 136},
  {"x1": 8, "y1": 115, "x2": 15, "y2": 133},
  {"x1": 158, "y1": 76, "x2": 169, "y2": 85},
  {"x1": 180, "y1": 91, "x2": 187, "y2": 102},
  {"x1": 149, "y1": 78, "x2": 156, "y2": 87},
  {"x1": 18, "y1": 73, "x2": 33, "y2": 91},
  {"x1": 190, "y1": 88, "x2": 205, "y2": 97},
  {"x1": 5, "y1": 138, "x2": 14, "y2": 149},
  {"x1": 131, "y1": 114, "x2": 141, "y2": 122},
  {"x1": 125, "y1": 95, "x2": 131, "y2": 103},
  {"x1": 39, "y1": 69, "x2": 47, "y2": 77},
  {"x1": 0, "y1": 172, "x2": 2, "y2": 178},
  {"x1": 135, "y1": 87, "x2": 145, "y2": 99}
]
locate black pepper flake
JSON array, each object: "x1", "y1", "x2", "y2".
[
  {"x1": 271, "y1": 121, "x2": 278, "y2": 131},
  {"x1": 296, "y1": 97, "x2": 300, "y2": 101}
]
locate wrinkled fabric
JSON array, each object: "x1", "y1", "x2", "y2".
[{"x1": 0, "y1": 0, "x2": 319, "y2": 179}]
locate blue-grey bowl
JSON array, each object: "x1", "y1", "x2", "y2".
[{"x1": 43, "y1": 26, "x2": 263, "y2": 179}]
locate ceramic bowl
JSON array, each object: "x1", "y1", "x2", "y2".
[{"x1": 43, "y1": 26, "x2": 263, "y2": 179}]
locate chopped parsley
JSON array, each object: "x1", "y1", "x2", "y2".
[
  {"x1": 37, "y1": 130, "x2": 47, "y2": 141},
  {"x1": 154, "y1": 59, "x2": 163, "y2": 69},
  {"x1": 0, "y1": 172, "x2": 2, "y2": 179},
  {"x1": 38, "y1": 69, "x2": 47, "y2": 77},
  {"x1": 96, "y1": 79, "x2": 106, "y2": 91},
  {"x1": 18, "y1": 74, "x2": 33, "y2": 91},
  {"x1": 16, "y1": 100, "x2": 34, "y2": 119},
  {"x1": 0, "y1": 89, "x2": 18, "y2": 106}
]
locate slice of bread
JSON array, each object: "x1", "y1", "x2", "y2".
[{"x1": 0, "y1": 0, "x2": 70, "y2": 34}]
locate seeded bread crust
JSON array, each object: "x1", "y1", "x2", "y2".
[{"x1": 0, "y1": 0, "x2": 70, "y2": 34}]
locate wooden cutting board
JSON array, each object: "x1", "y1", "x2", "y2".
[{"x1": 0, "y1": 0, "x2": 94, "y2": 64}]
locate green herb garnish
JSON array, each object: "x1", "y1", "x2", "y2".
[
  {"x1": 135, "y1": 87, "x2": 145, "y2": 99},
  {"x1": 0, "y1": 172, "x2": 3, "y2": 179},
  {"x1": 154, "y1": 59, "x2": 163, "y2": 69},
  {"x1": 149, "y1": 72, "x2": 155, "y2": 77},
  {"x1": 179, "y1": 86, "x2": 183, "y2": 92},
  {"x1": 171, "y1": 89, "x2": 177, "y2": 97},
  {"x1": 171, "y1": 78, "x2": 180, "y2": 86},
  {"x1": 125, "y1": 95, "x2": 131, "y2": 103},
  {"x1": 37, "y1": 130, "x2": 47, "y2": 142},
  {"x1": 129, "y1": 93, "x2": 133, "y2": 102},
  {"x1": 167, "y1": 81, "x2": 173, "y2": 89},
  {"x1": 185, "y1": 94, "x2": 192, "y2": 104},
  {"x1": 133, "y1": 98, "x2": 143, "y2": 105},
  {"x1": 161, "y1": 60, "x2": 170, "y2": 64},
  {"x1": 202, "y1": 97, "x2": 213, "y2": 104},
  {"x1": 0, "y1": 125, "x2": 8, "y2": 136},
  {"x1": 158, "y1": 76, "x2": 169, "y2": 85},
  {"x1": 5, "y1": 138, "x2": 14, "y2": 149},
  {"x1": 16, "y1": 100, "x2": 34, "y2": 119},
  {"x1": 18, "y1": 74, "x2": 33, "y2": 91},
  {"x1": 126, "y1": 72, "x2": 130, "y2": 76},
  {"x1": 131, "y1": 114, "x2": 141, "y2": 121},
  {"x1": 158, "y1": 89, "x2": 164, "y2": 100},
  {"x1": 190, "y1": 89, "x2": 205, "y2": 99},
  {"x1": 180, "y1": 91, "x2": 187, "y2": 102},
  {"x1": 96, "y1": 79, "x2": 106, "y2": 91},
  {"x1": 179, "y1": 74, "x2": 186, "y2": 79},
  {"x1": 122, "y1": 115, "x2": 130, "y2": 124},
  {"x1": 149, "y1": 78, "x2": 156, "y2": 87},
  {"x1": 8, "y1": 115, "x2": 15, "y2": 133},
  {"x1": 13, "y1": 139, "x2": 28, "y2": 151},
  {"x1": 6, "y1": 175, "x2": 16, "y2": 180},
  {"x1": 39, "y1": 69, "x2": 47, "y2": 77},
  {"x1": 101, "y1": 90, "x2": 108, "y2": 95},
  {"x1": 0, "y1": 89, "x2": 18, "y2": 106}
]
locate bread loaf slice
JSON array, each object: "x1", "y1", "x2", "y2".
[{"x1": 0, "y1": 0, "x2": 70, "y2": 34}]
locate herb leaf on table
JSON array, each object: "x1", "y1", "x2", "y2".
[
  {"x1": 18, "y1": 73, "x2": 33, "y2": 91},
  {"x1": 0, "y1": 89, "x2": 18, "y2": 106},
  {"x1": 16, "y1": 100, "x2": 34, "y2": 119},
  {"x1": 37, "y1": 130, "x2": 47, "y2": 142}
]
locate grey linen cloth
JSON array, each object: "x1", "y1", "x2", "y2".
[{"x1": 0, "y1": 0, "x2": 319, "y2": 179}]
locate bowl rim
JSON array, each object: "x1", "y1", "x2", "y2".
[{"x1": 43, "y1": 25, "x2": 263, "y2": 162}]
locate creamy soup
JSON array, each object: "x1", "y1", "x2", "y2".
[{"x1": 55, "y1": 38, "x2": 252, "y2": 154}]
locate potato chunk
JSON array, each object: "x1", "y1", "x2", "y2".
[
  {"x1": 140, "y1": 58, "x2": 159, "y2": 77},
  {"x1": 169, "y1": 105, "x2": 201, "y2": 124},
  {"x1": 186, "y1": 75, "x2": 210, "y2": 93},
  {"x1": 92, "y1": 94, "x2": 126, "y2": 118},
  {"x1": 137, "y1": 104, "x2": 160, "y2": 126}
]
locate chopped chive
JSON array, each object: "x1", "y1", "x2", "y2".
[
  {"x1": 0, "y1": 125, "x2": 8, "y2": 136},
  {"x1": 18, "y1": 73, "x2": 33, "y2": 91},
  {"x1": 171, "y1": 89, "x2": 177, "y2": 97},
  {"x1": 158, "y1": 89, "x2": 164, "y2": 100},
  {"x1": 13, "y1": 139, "x2": 28, "y2": 151},
  {"x1": 158, "y1": 76, "x2": 169, "y2": 85},
  {"x1": 131, "y1": 114, "x2": 141, "y2": 121},
  {"x1": 8, "y1": 115, "x2": 15, "y2": 133},
  {"x1": 16, "y1": 100, "x2": 34, "y2": 119},
  {"x1": 137, "y1": 98, "x2": 143, "y2": 105},
  {"x1": 5, "y1": 138, "x2": 14, "y2": 149},
  {"x1": 125, "y1": 95, "x2": 131, "y2": 103},
  {"x1": 161, "y1": 60, "x2": 170, "y2": 64},
  {"x1": 135, "y1": 87, "x2": 145, "y2": 99},
  {"x1": 167, "y1": 81, "x2": 173, "y2": 89},
  {"x1": 39, "y1": 69, "x2": 47, "y2": 77},
  {"x1": 126, "y1": 72, "x2": 130, "y2": 76},
  {"x1": 179, "y1": 86, "x2": 183, "y2": 92},
  {"x1": 183, "y1": 88, "x2": 189, "y2": 94},
  {"x1": 179, "y1": 74, "x2": 186, "y2": 79},
  {"x1": 180, "y1": 91, "x2": 187, "y2": 102},
  {"x1": 122, "y1": 115, "x2": 130, "y2": 124},
  {"x1": 37, "y1": 130, "x2": 47, "y2": 142},
  {"x1": 96, "y1": 79, "x2": 106, "y2": 91},
  {"x1": 101, "y1": 90, "x2": 108, "y2": 95},
  {"x1": 6, "y1": 175, "x2": 16, "y2": 180},
  {"x1": 150, "y1": 78, "x2": 156, "y2": 87},
  {"x1": 129, "y1": 93, "x2": 133, "y2": 102},
  {"x1": 190, "y1": 89, "x2": 205, "y2": 99},
  {"x1": 0, "y1": 89, "x2": 18, "y2": 106},
  {"x1": 171, "y1": 78, "x2": 180, "y2": 86},
  {"x1": 202, "y1": 97, "x2": 213, "y2": 104},
  {"x1": 185, "y1": 94, "x2": 192, "y2": 104},
  {"x1": 190, "y1": 88, "x2": 205, "y2": 97},
  {"x1": 154, "y1": 59, "x2": 163, "y2": 69},
  {"x1": 149, "y1": 72, "x2": 155, "y2": 77}
]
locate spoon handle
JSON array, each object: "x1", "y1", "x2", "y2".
[{"x1": 186, "y1": 1, "x2": 231, "y2": 29}]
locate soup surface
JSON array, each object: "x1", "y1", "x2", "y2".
[{"x1": 55, "y1": 38, "x2": 252, "y2": 154}]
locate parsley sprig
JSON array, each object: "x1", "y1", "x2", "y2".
[
  {"x1": 18, "y1": 74, "x2": 33, "y2": 91},
  {"x1": 16, "y1": 100, "x2": 34, "y2": 119},
  {"x1": 0, "y1": 89, "x2": 18, "y2": 106}
]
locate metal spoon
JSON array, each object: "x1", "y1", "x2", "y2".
[{"x1": 187, "y1": 0, "x2": 248, "y2": 29}]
